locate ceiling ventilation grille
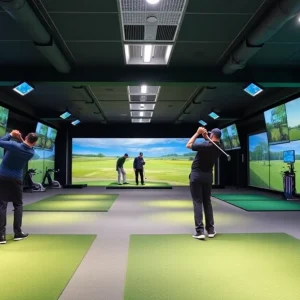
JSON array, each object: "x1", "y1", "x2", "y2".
[{"x1": 124, "y1": 25, "x2": 145, "y2": 40}]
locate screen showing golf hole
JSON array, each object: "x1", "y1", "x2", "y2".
[
  {"x1": 285, "y1": 97, "x2": 300, "y2": 142},
  {"x1": 0, "y1": 106, "x2": 9, "y2": 138},
  {"x1": 221, "y1": 128, "x2": 232, "y2": 151},
  {"x1": 264, "y1": 104, "x2": 289, "y2": 145},
  {"x1": 226, "y1": 124, "x2": 241, "y2": 150},
  {"x1": 72, "y1": 138, "x2": 216, "y2": 186},
  {"x1": 249, "y1": 132, "x2": 300, "y2": 192}
]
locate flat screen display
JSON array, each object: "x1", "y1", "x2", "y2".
[
  {"x1": 221, "y1": 128, "x2": 232, "y2": 150},
  {"x1": 0, "y1": 106, "x2": 9, "y2": 138},
  {"x1": 285, "y1": 97, "x2": 300, "y2": 142},
  {"x1": 227, "y1": 124, "x2": 241, "y2": 149},
  {"x1": 35, "y1": 122, "x2": 48, "y2": 149},
  {"x1": 44, "y1": 127, "x2": 57, "y2": 150},
  {"x1": 264, "y1": 104, "x2": 289, "y2": 145},
  {"x1": 283, "y1": 150, "x2": 295, "y2": 164}
]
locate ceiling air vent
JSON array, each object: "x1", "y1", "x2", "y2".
[
  {"x1": 156, "y1": 25, "x2": 177, "y2": 41},
  {"x1": 124, "y1": 25, "x2": 144, "y2": 40}
]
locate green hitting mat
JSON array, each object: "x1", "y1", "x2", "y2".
[
  {"x1": 124, "y1": 233, "x2": 300, "y2": 300},
  {"x1": 106, "y1": 181, "x2": 172, "y2": 189},
  {"x1": 23, "y1": 194, "x2": 118, "y2": 212},
  {"x1": 212, "y1": 194, "x2": 300, "y2": 211},
  {"x1": 1, "y1": 234, "x2": 96, "y2": 300}
]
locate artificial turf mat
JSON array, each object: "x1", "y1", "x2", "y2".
[
  {"x1": 124, "y1": 233, "x2": 300, "y2": 300},
  {"x1": 212, "y1": 194, "x2": 300, "y2": 211},
  {"x1": 1, "y1": 234, "x2": 96, "y2": 300},
  {"x1": 23, "y1": 194, "x2": 118, "y2": 212},
  {"x1": 106, "y1": 181, "x2": 172, "y2": 189}
]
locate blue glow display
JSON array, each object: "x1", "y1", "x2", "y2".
[
  {"x1": 283, "y1": 150, "x2": 295, "y2": 164},
  {"x1": 60, "y1": 111, "x2": 71, "y2": 119},
  {"x1": 208, "y1": 112, "x2": 219, "y2": 120},
  {"x1": 244, "y1": 83, "x2": 263, "y2": 97},
  {"x1": 13, "y1": 82, "x2": 34, "y2": 96},
  {"x1": 198, "y1": 120, "x2": 207, "y2": 126},
  {"x1": 72, "y1": 120, "x2": 80, "y2": 126}
]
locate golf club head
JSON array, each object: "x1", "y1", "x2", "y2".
[{"x1": 227, "y1": 155, "x2": 231, "y2": 161}]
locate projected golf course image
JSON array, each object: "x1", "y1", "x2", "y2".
[
  {"x1": 285, "y1": 97, "x2": 300, "y2": 141},
  {"x1": 72, "y1": 138, "x2": 215, "y2": 186},
  {"x1": 249, "y1": 132, "x2": 300, "y2": 191}
]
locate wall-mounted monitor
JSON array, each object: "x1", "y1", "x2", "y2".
[
  {"x1": 221, "y1": 127, "x2": 232, "y2": 150},
  {"x1": 285, "y1": 97, "x2": 300, "y2": 142},
  {"x1": 0, "y1": 106, "x2": 9, "y2": 138},
  {"x1": 227, "y1": 124, "x2": 241, "y2": 150},
  {"x1": 44, "y1": 127, "x2": 57, "y2": 150},
  {"x1": 264, "y1": 104, "x2": 289, "y2": 145},
  {"x1": 283, "y1": 150, "x2": 295, "y2": 164},
  {"x1": 35, "y1": 122, "x2": 48, "y2": 149}
]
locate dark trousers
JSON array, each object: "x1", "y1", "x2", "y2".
[
  {"x1": 135, "y1": 169, "x2": 144, "y2": 184},
  {"x1": 189, "y1": 171, "x2": 214, "y2": 233},
  {"x1": 0, "y1": 176, "x2": 23, "y2": 236},
  {"x1": 0, "y1": 200, "x2": 23, "y2": 236}
]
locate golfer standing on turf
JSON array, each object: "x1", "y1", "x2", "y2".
[
  {"x1": 0, "y1": 130, "x2": 38, "y2": 244},
  {"x1": 186, "y1": 127, "x2": 222, "y2": 240}
]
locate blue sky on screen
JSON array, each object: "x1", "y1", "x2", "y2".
[
  {"x1": 249, "y1": 132, "x2": 268, "y2": 152},
  {"x1": 285, "y1": 97, "x2": 300, "y2": 128},
  {"x1": 269, "y1": 140, "x2": 300, "y2": 154},
  {"x1": 72, "y1": 138, "x2": 205, "y2": 157},
  {"x1": 264, "y1": 108, "x2": 272, "y2": 124},
  {"x1": 34, "y1": 145, "x2": 55, "y2": 158}
]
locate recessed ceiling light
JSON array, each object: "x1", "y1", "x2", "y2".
[
  {"x1": 147, "y1": 16, "x2": 158, "y2": 23},
  {"x1": 60, "y1": 111, "x2": 71, "y2": 119},
  {"x1": 140, "y1": 104, "x2": 145, "y2": 108},
  {"x1": 141, "y1": 85, "x2": 147, "y2": 94},
  {"x1": 165, "y1": 45, "x2": 173, "y2": 63},
  {"x1": 146, "y1": 0, "x2": 160, "y2": 4},
  {"x1": 208, "y1": 112, "x2": 219, "y2": 120},
  {"x1": 199, "y1": 120, "x2": 207, "y2": 126},
  {"x1": 71, "y1": 119, "x2": 80, "y2": 126},
  {"x1": 243, "y1": 82, "x2": 263, "y2": 97},
  {"x1": 13, "y1": 82, "x2": 34, "y2": 96}
]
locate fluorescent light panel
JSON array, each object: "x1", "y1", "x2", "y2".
[
  {"x1": 131, "y1": 111, "x2": 153, "y2": 117},
  {"x1": 132, "y1": 118, "x2": 151, "y2": 123},
  {"x1": 208, "y1": 112, "x2": 219, "y2": 120},
  {"x1": 165, "y1": 45, "x2": 172, "y2": 63},
  {"x1": 130, "y1": 103, "x2": 155, "y2": 110},
  {"x1": 144, "y1": 45, "x2": 153, "y2": 63},
  {"x1": 199, "y1": 120, "x2": 207, "y2": 126},
  {"x1": 125, "y1": 45, "x2": 130, "y2": 63},
  {"x1": 244, "y1": 83, "x2": 263, "y2": 97},
  {"x1": 60, "y1": 111, "x2": 71, "y2": 119},
  {"x1": 13, "y1": 82, "x2": 34, "y2": 96},
  {"x1": 141, "y1": 85, "x2": 147, "y2": 94},
  {"x1": 71, "y1": 119, "x2": 80, "y2": 126}
]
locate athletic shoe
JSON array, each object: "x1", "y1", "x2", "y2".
[
  {"x1": 123, "y1": 182, "x2": 129, "y2": 184},
  {"x1": 14, "y1": 232, "x2": 29, "y2": 241},
  {"x1": 118, "y1": 183, "x2": 122, "y2": 185},
  {"x1": 192, "y1": 232, "x2": 205, "y2": 240},
  {"x1": 0, "y1": 235, "x2": 6, "y2": 244},
  {"x1": 207, "y1": 231, "x2": 216, "y2": 238}
]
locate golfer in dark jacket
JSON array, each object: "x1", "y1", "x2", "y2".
[
  {"x1": 133, "y1": 152, "x2": 145, "y2": 185},
  {"x1": 186, "y1": 127, "x2": 222, "y2": 240},
  {"x1": 116, "y1": 153, "x2": 129, "y2": 185},
  {"x1": 0, "y1": 130, "x2": 38, "y2": 244}
]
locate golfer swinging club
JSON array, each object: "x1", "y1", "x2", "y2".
[
  {"x1": 116, "y1": 153, "x2": 129, "y2": 185},
  {"x1": 186, "y1": 127, "x2": 222, "y2": 240},
  {"x1": 0, "y1": 130, "x2": 38, "y2": 244}
]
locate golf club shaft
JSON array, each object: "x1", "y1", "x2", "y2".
[{"x1": 206, "y1": 135, "x2": 230, "y2": 158}]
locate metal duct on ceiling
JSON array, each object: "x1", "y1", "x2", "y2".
[
  {"x1": 223, "y1": 0, "x2": 300, "y2": 74},
  {"x1": 0, "y1": 0, "x2": 71, "y2": 73}
]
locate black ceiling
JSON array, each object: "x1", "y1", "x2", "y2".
[{"x1": 1, "y1": 0, "x2": 300, "y2": 129}]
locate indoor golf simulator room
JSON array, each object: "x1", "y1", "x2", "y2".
[{"x1": 1, "y1": 0, "x2": 300, "y2": 299}]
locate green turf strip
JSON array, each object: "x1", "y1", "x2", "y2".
[
  {"x1": 124, "y1": 233, "x2": 300, "y2": 300},
  {"x1": 23, "y1": 194, "x2": 118, "y2": 212},
  {"x1": 212, "y1": 194, "x2": 300, "y2": 211},
  {"x1": 1, "y1": 234, "x2": 95, "y2": 300},
  {"x1": 212, "y1": 194, "x2": 280, "y2": 201},
  {"x1": 225, "y1": 199, "x2": 300, "y2": 211}
]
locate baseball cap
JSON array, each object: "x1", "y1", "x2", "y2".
[
  {"x1": 210, "y1": 128, "x2": 222, "y2": 139},
  {"x1": 139, "y1": 152, "x2": 143, "y2": 156},
  {"x1": 124, "y1": 153, "x2": 128, "y2": 157}
]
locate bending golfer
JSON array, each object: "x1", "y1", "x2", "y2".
[
  {"x1": 186, "y1": 127, "x2": 222, "y2": 240},
  {"x1": 116, "y1": 153, "x2": 129, "y2": 185},
  {"x1": 0, "y1": 130, "x2": 37, "y2": 244}
]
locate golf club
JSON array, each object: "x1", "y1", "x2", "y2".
[{"x1": 207, "y1": 132, "x2": 231, "y2": 161}]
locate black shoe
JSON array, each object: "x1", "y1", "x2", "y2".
[
  {"x1": 0, "y1": 235, "x2": 6, "y2": 244},
  {"x1": 136, "y1": 183, "x2": 139, "y2": 185},
  {"x1": 123, "y1": 182, "x2": 129, "y2": 184},
  {"x1": 207, "y1": 231, "x2": 216, "y2": 238},
  {"x1": 14, "y1": 232, "x2": 29, "y2": 241},
  {"x1": 192, "y1": 232, "x2": 205, "y2": 240},
  {"x1": 142, "y1": 183, "x2": 145, "y2": 185}
]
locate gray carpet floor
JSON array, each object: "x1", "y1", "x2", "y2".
[{"x1": 4, "y1": 186, "x2": 300, "y2": 300}]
